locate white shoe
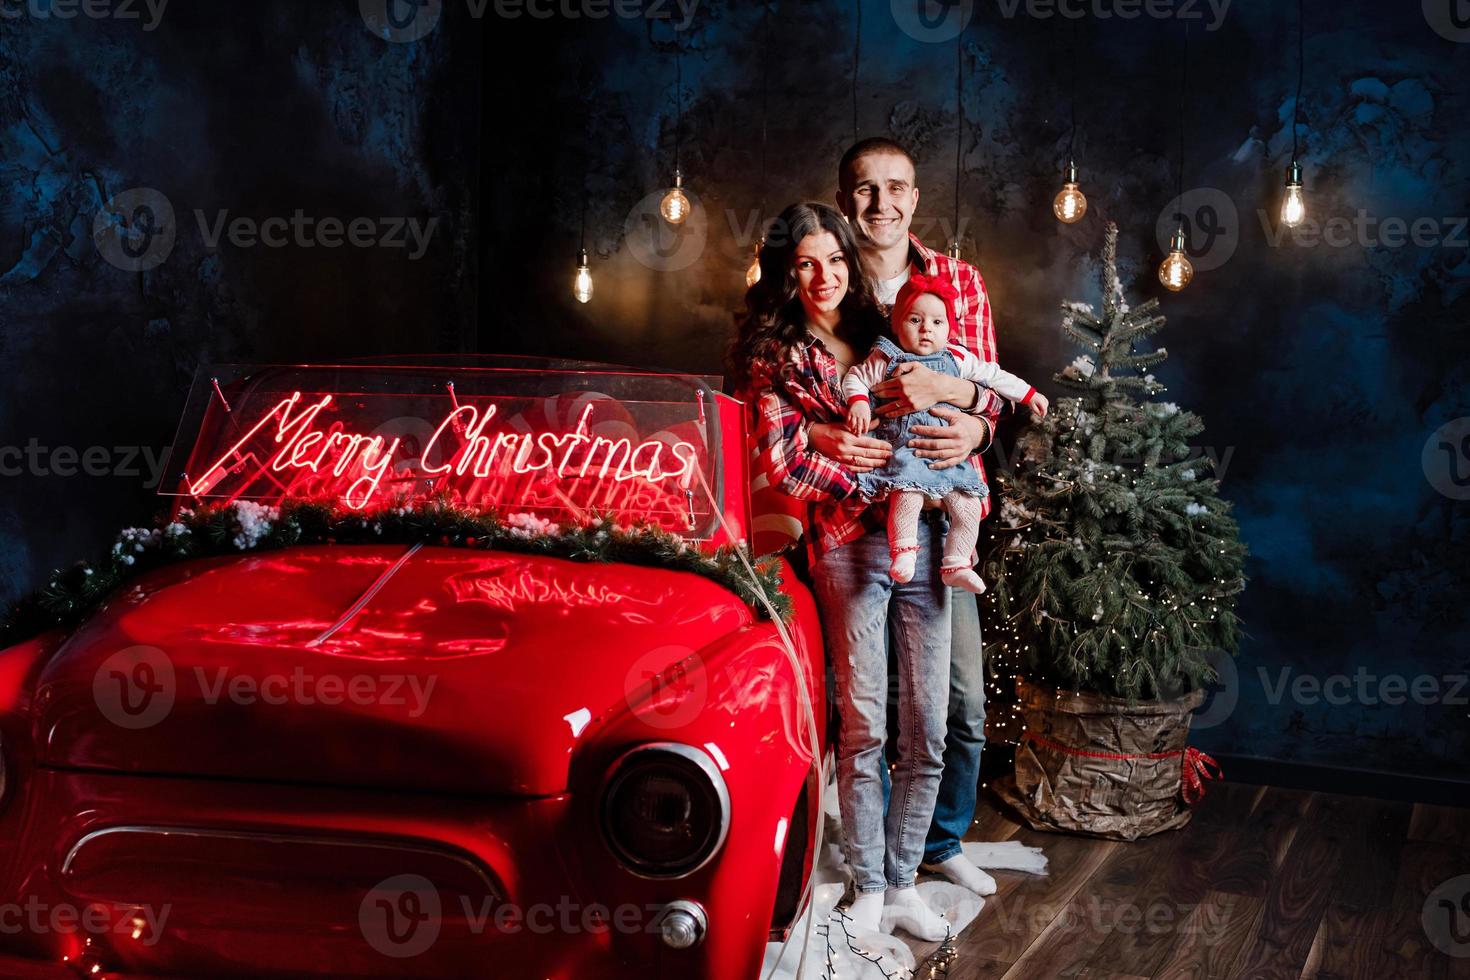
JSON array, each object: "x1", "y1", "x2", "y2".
[
  {"x1": 923, "y1": 854, "x2": 997, "y2": 896},
  {"x1": 884, "y1": 886, "x2": 949, "y2": 941}
]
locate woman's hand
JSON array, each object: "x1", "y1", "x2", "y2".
[
  {"x1": 907, "y1": 407, "x2": 988, "y2": 471},
  {"x1": 809, "y1": 422, "x2": 893, "y2": 473},
  {"x1": 871, "y1": 362, "x2": 975, "y2": 417}
]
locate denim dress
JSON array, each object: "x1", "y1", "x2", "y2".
[{"x1": 856, "y1": 336, "x2": 989, "y2": 502}]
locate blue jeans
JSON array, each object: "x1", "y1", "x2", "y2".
[
  {"x1": 924, "y1": 587, "x2": 986, "y2": 864},
  {"x1": 878, "y1": 588, "x2": 988, "y2": 864},
  {"x1": 812, "y1": 518, "x2": 951, "y2": 893}
]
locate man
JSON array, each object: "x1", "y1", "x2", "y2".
[{"x1": 808, "y1": 136, "x2": 1002, "y2": 897}]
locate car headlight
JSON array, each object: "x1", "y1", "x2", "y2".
[{"x1": 600, "y1": 743, "x2": 730, "y2": 878}]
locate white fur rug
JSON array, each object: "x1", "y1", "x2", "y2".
[{"x1": 760, "y1": 782, "x2": 1048, "y2": 980}]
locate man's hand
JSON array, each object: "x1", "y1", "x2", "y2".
[
  {"x1": 871, "y1": 362, "x2": 975, "y2": 417},
  {"x1": 907, "y1": 407, "x2": 988, "y2": 471},
  {"x1": 809, "y1": 422, "x2": 893, "y2": 473}
]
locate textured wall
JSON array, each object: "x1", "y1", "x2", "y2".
[
  {"x1": 1, "y1": 1, "x2": 1466, "y2": 781},
  {"x1": 482, "y1": 1, "x2": 1469, "y2": 781},
  {"x1": 0, "y1": 0, "x2": 478, "y2": 605}
]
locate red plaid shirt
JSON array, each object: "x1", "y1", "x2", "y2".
[{"x1": 748, "y1": 233, "x2": 1003, "y2": 559}]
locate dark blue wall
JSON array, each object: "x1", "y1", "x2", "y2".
[
  {"x1": 2, "y1": 1, "x2": 1467, "y2": 781},
  {"x1": 483, "y1": 2, "x2": 1469, "y2": 782},
  {"x1": 0, "y1": 0, "x2": 478, "y2": 608}
]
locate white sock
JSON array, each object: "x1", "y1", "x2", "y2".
[
  {"x1": 884, "y1": 886, "x2": 948, "y2": 942},
  {"x1": 929, "y1": 854, "x2": 997, "y2": 896},
  {"x1": 940, "y1": 564, "x2": 987, "y2": 594},
  {"x1": 847, "y1": 891, "x2": 884, "y2": 933},
  {"x1": 889, "y1": 541, "x2": 918, "y2": 584}
]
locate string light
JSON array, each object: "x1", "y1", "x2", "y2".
[
  {"x1": 745, "y1": 239, "x2": 764, "y2": 288},
  {"x1": 1280, "y1": 0, "x2": 1307, "y2": 228},
  {"x1": 660, "y1": 171, "x2": 689, "y2": 225},
  {"x1": 573, "y1": 189, "x2": 592, "y2": 304},
  {"x1": 573, "y1": 248, "x2": 593, "y2": 304},
  {"x1": 851, "y1": 0, "x2": 861, "y2": 142},
  {"x1": 660, "y1": 43, "x2": 690, "y2": 225},
  {"x1": 1053, "y1": 16, "x2": 1087, "y2": 224},
  {"x1": 1054, "y1": 160, "x2": 1087, "y2": 224},
  {"x1": 745, "y1": 1, "x2": 769, "y2": 289},
  {"x1": 1159, "y1": 21, "x2": 1194, "y2": 292},
  {"x1": 948, "y1": 24, "x2": 965, "y2": 259}
]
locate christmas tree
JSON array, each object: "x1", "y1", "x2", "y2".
[{"x1": 984, "y1": 223, "x2": 1247, "y2": 702}]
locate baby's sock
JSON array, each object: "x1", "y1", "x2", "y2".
[
  {"x1": 847, "y1": 890, "x2": 884, "y2": 933},
  {"x1": 940, "y1": 560, "x2": 987, "y2": 594},
  {"x1": 890, "y1": 541, "x2": 919, "y2": 584},
  {"x1": 884, "y1": 887, "x2": 949, "y2": 941}
]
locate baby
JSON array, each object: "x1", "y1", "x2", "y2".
[{"x1": 842, "y1": 273, "x2": 1048, "y2": 593}]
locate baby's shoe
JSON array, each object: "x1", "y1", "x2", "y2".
[
  {"x1": 940, "y1": 561, "x2": 987, "y2": 594},
  {"x1": 889, "y1": 542, "x2": 920, "y2": 584}
]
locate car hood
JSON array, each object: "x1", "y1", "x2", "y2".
[{"x1": 34, "y1": 545, "x2": 753, "y2": 796}]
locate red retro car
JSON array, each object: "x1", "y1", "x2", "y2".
[{"x1": 0, "y1": 361, "x2": 828, "y2": 979}]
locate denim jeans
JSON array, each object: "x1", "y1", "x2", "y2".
[
  {"x1": 812, "y1": 517, "x2": 951, "y2": 893},
  {"x1": 924, "y1": 586, "x2": 986, "y2": 863},
  {"x1": 878, "y1": 588, "x2": 988, "y2": 864}
]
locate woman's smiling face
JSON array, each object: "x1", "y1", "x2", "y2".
[
  {"x1": 895, "y1": 292, "x2": 949, "y2": 355},
  {"x1": 792, "y1": 231, "x2": 849, "y2": 322}
]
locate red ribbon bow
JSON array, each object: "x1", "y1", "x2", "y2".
[
  {"x1": 903, "y1": 271, "x2": 960, "y2": 303},
  {"x1": 893, "y1": 273, "x2": 961, "y2": 335},
  {"x1": 1179, "y1": 746, "x2": 1222, "y2": 805}
]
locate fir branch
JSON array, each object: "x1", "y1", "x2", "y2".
[{"x1": 0, "y1": 500, "x2": 791, "y2": 648}]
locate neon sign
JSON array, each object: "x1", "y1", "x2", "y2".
[
  {"x1": 189, "y1": 393, "x2": 400, "y2": 508},
  {"x1": 419, "y1": 403, "x2": 697, "y2": 485},
  {"x1": 183, "y1": 389, "x2": 703, "y2": 516}
]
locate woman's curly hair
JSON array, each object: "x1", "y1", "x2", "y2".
[{"x1": 728, "y1": 202, "x2": 887, "y2": 395}]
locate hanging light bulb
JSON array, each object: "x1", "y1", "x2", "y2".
[
  {"x1": 1280, "y1": 159, "x2": 1305, "y2": 228},
  {"x1": 946, "y1": 239, "x2": 962, "y2": 260},
  {"x1": 573, "y1": 248, "x2": 593, "y2": 304},
  {"x1": 745, "y1": 237, "x2": 763, "y2": 288},
  {"x1": 660, "y1": 168, "x2": 689, "y2": 225},
  {"x1": 1158, "y1": 225, "x2": 1193, "y2": 292},
  {"x1": 1053, "y1": 160, "x2": 1088, "y2": 223}
]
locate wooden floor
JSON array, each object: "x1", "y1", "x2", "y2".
[{"x1": 907, "y1": 782, "x2": 1470, "y2": 979}]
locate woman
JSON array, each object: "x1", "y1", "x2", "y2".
[{"x1": 730, "y1": 202, "x2": 952, "y2": 941}]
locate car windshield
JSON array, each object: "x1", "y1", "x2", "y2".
[{"x1": 161, "y1": 361, "x2": 726, "y2": 539}]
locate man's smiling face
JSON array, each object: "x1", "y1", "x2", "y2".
[{"x1": 838, "y1": 151, "x2": 919, "y2": 251}]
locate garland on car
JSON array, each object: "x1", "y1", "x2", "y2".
[{"x1": 0, "y1": 498, "x2": 792, "y2": 647}]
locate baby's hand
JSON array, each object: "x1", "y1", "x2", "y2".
[
  {"x1": 846, "y1": 401, "x2": 872, "y2": 436},
  {"x1": 1028, "y1": 392, "x2": 1050, "y2": 418}
]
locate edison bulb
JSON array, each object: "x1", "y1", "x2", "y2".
[
  {"x1": 1158, "y1": 227, "x2": 1193, "y2": 292},
  {"x1": 1053, "y1": 160, "x2": 1087, "y2": 223},
  {"x1": 660, "y1": 169, "x2": 689, "y2": 225},
  {"x1": 1280, "y1": 160, "x2": 1305, "y2": 228},
  {"x1": 573, "y1": 249, "x2": 593, "y2": 304},
  {"x1": 745, "y1": 238, "x2": 763, "y2": 288},
  {"x1": 946, "y1": 239, "x2": 962, "y2": 260}
]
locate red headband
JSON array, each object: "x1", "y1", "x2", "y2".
[{"x1": 892, "y1": 272, "x2": 960, "y2": 334}]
